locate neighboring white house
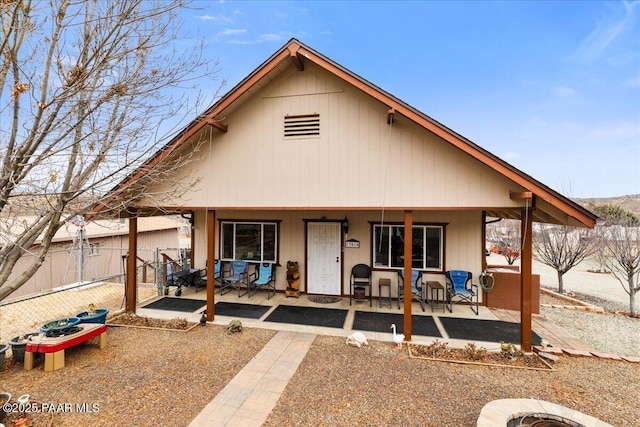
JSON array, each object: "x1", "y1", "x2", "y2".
[{"x1": 4, "y1": 216, "x2": 188, "y2": 301}]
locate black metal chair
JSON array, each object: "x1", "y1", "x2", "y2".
[
  {"x1": 349, "y1": 263, "x2": 372, "y2": 306},
  {"x1": 397, "y1": 269, "x2": 426, "y2": 312},
  {"x1": 445, "y1": 270, "x2": 479, "y2": 315}
]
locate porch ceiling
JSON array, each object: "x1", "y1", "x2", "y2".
[
  {"x1": 486, "y1": 199, "x2": 590, "y2": 227},
  {"x1": 124, "y1": 203, "x2": 588, "y2": 228}
]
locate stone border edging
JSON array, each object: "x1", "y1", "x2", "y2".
[
  {"x1": 106, "y1": 313, "x2": 199, "y2": 332},
  {"x1": 540, "y1": 288, "x2": 604, "y2": 313},
  {"x1": 407, "y1": 345, "x2": 555, "y2": 371},
  {"x1": 532, "y1": 346, "x2": 640, "y2": 363}
]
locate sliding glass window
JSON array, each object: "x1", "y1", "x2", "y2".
[
  {"x1": 373, "y1": 223, "x2": 444, "y2": 271},
  {"x1": 221, "y1": 222, "x2": 277, "y2": 263}
]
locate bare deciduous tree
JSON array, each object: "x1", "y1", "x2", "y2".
[
  {"x1": 533, "y1": 225, "x2": 596, "y2": 294},
  {"x1": 599, "y1": 226, "x2": 640, "y2": 317},
  {"x1": 0, "y1": 0, "x2": 220, "y2": 300},
  {"x1": 487, "y1": 219, "x2": 521, "y2": 265},
  {"x1": 588, "y1": 203, "x2": 638, "y2": 272}
]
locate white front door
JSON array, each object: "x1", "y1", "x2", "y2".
[{"x1": 307, "y1": 222, "x2": 342, "y2": 295}]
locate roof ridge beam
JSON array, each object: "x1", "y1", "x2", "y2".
[{"x1": 288, "y1": 41, "x2": 304, "y2": 71}]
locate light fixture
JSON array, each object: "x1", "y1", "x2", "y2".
[{"x1": 341, "y1": 217, "x2": 349, "y2": 235}]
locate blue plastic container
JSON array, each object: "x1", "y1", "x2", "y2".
[
  {"x1": 75, "y1": 308, "x2": 109, "y2": 324},
  {"x1": 40, "y1": 317, "x2": 81, "y2": 333}
]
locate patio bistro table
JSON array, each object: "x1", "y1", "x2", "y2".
[
  {"x1": 426, "y1": 281, "x2": 445, "y2": 312},
  {"x1": 378, "y1": 278, "x2": 392, "y2": 308}
]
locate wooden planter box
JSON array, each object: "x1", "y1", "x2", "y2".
[{"x1": 484, "y1": 268, "x2": 540, "y2": 314}]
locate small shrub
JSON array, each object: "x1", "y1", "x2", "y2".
[
  {"x1": 464, "y1": 342, "x2": 488, "y2": 361},
  {"x1": 423, "y1": 340, "x2": 452, "y2": 358},
  {"x1": 500, "y1": 341, "x2": 524, "y2": 360}
]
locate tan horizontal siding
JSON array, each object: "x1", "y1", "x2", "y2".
[{"x1": 141, "y1": 61, "x2": 523, "y2": 212}]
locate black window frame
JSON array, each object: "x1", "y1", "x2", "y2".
[
  {"x1": 371, "y1": 222, "x2": 446, "y2": 272},
  {"x1": 219, "y1": 220, "x2": 280, "y2": 264}
]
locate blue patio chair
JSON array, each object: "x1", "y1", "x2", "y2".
[
  {"x1": 397, "y1": 269, "x2": 425, "y2": 312},
  {"x1": 221, "y1": 260, "x2": 249, "y2": 297},
  {"x1": 199, "y1": 260, "x2": 226, "y2": 293},
  {"x1": 248, "y1": 263, "x2": 276, "y2": 299},
  {"x1": 445, "y1": 270, "x2": 479, "y2": 315}
]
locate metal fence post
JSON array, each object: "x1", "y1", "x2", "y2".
[{"x1": 155, "y1": 247, "x2": 163, "y2": 296}]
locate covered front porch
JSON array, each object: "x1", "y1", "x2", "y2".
[{"x1": 123, "y1": 203, "x2": 544, "y2": 350}]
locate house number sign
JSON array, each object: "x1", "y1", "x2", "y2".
[{"x1": 345, "y1": 239, "x2": 360, "y2": 248}]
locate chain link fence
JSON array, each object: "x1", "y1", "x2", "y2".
[{"x1": 0, "y1": 246, "x2": 188, "y2": 344}]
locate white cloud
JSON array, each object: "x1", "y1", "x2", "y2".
[
  {"x1": 226, "y1": 40, "x2": 255, "y2": 45},
  {"x1": 571, "y1": 1, "x2": 638, "y2": 62},
  {"x1": 586, "y1": 121, "x2": 640, "y2": 139},
  {"x1": 194, "y1": 14, "x2": 233, "y2": 23},
  {"x1": 626, "y1": 74, "x2": 640, "y2": 87},
  {"x1": 503, "y1": 152, "x2": 521, "y2": 160},
  {"x1": 219, "y1": 29, "x2": 247, "y2": 36},
  {"x1": 259, "y1": 33, "x2": 284, "y2": 42},
  {"x1": 553, "y1": 85, "x2": 577, "y2": 97},
  {"x1": 196, "y1": 14, "x2": 217, "y2": 21}
]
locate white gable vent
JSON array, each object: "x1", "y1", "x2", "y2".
[{"x1": 284, "y1": 114, "x2": 320, "y2": 138}]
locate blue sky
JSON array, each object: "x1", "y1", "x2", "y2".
[{"x1": 182, "y1": 0, "x2": 640, "y2": 199}]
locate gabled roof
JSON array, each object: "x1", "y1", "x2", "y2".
[{"x1": 98, "y1": 38, "x2": 597, "y2": 228}]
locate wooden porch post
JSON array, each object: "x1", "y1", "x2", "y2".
[
  {"x1": 190, "y1": 210, "x2": 195, "y2": 268},
  {"x1": 126, "y1": 216, "x2": 138, "y2": 313},
  {"x1": 481, "y1": 211, "x2": 487, "y2": 272},
  {"x1": 520, "y1": 202, "x2": 534, "y2": 352},
  {"x1": 403, "y1": 210, "x2": 413, "y2": 341},
  {"x1": 206, "y1": 210, "x2": 216, "y2": 321}
]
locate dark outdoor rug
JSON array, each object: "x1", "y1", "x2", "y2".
[
  {"x1": 439, "y1": 317, "x2": 542, "y2": 344},
  {"x1": 212, "y1": 302, "x2": 271, "y2": 319},
  {"x1": 352, "y1": 311, "x2": 441, "y2": 337},
  {"x1": 142, "y1": 297, "x2": 206, "y2": 313},
  {"x1": 307, "y1": 295, "x2": 342, "y2": 304},
  {"x1": 264, "y1": 305, "x2": 348, "y2": 328}
]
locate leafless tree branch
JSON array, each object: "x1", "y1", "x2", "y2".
[
  {"x1": 486, "y1": 219, "x2": 522, "y2": 265},
  {"x1": 533, "y1": 225, "x2": 596, "y2": 294},
  {"x1": 598, "y1": 225, "x2": 640, "y2": 316},
  {"x1": 0, "y1": 0, "x2": 222, "y2": 300}
]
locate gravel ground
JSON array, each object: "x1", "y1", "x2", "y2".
[
  {"x1": 264, "y1": 335, "x2": 639, "y2": 427},
  {"x1": 263, "y1": 291, "x2": 640, "y2": 427},
  {"x1": 540, "y1": 292, "x2": 640, "y2": 358},
  {"x1": 0, "y1": 325, "x2": 276, "y2": 427},
  {"x1": 1, "y1": 292, "x2": 638, "y2": 426}
]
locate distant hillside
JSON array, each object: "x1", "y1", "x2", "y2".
[{"x1": 574, "y1": 194, "x2": 640, "y2": 217}]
